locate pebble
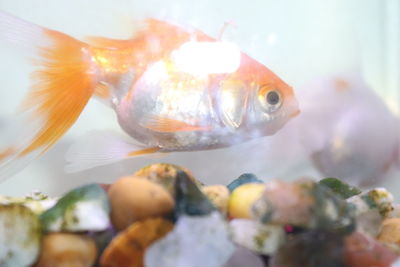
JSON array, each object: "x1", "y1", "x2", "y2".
[
  {"x1": 229, "y1": 218, "x2": 285, "y2": 255},
  {"x1": 133, "y1": 163, "x2": 199, "y2": 195},
  {"x1": 202, "y1": 185, "x2": 230, "y2": 215},
  {"x1": 344, "y1": 232, "x2": 399, "y2": 267},
  {"x1": 33, "y1": 233, "x2": 97, "y2": 267},
  {"x1": 224, "y1": 245, "x2": 264, "y2": 267},
  {"x1": 227, "y1": 173, "x2": 263, "y2": 192},
  {"x1": 145, "y1": 211, "x2": 235, "y2": 267},
  {"x1": 270, "y1": 230, "x2": 346, "y2": 267},
  {"x1": 173, "y1": 170, "x2": 216, "y2": 217},
  {"x1": 100, "y1": 218, "x2": 173, "y2": 267},
  {"x1": 228, "y1": 183, "x2": 265, "y2": 219},
  {"x1": 40, "y1": 184, "x2": 110, "y2": 232},
  {"x1": 251, "y1": 180, "x2": 314, "y2": 226},
  {"x1": 0, "y1": 204, "x2": 41, "y2": 267},
  {"x1": 108, "y1": 176, "x2": 175, "y2": 230},
  {"x1": 378, "y1": 218, "x2": 400, "y2": 245}
]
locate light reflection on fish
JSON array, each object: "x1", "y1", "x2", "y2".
[{"x1": 0, "y1": 11, "x2": 299, "y2": 177}]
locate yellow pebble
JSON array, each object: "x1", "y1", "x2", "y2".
[
  {"x1": 228, "y1": 183, "x2": 266, "y2": 219},
  {"x1": 378, "y1": 218, "x2": 400, "y2": 245}
]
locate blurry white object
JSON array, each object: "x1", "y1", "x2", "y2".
[{"x1": 271, "y1": 71, "x2": 400, "y2": 186}]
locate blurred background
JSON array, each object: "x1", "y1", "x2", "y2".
[{"x1": 0, "y1": 0, "x2": 399, "y2": 197}]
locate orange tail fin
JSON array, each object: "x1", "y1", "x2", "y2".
[{"x1": 0, "y1": 11, "x2": 98, "y2": 180}]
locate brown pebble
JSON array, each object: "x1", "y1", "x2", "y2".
[
  {"x1": 34, "y1": 233, "x2": 97, "y2": 267},
  {"x1": 344, "y1": 232, "x2": 398, "y2": 267},
  {"x1": 109, "y1": 176, "x2": 175, "y2": 231},
  {"x1": 133, "y1": 163, "x2": 200, "y2": 195},
  {"x1": 100, "y1": 217, "x2": 174, "y2": 267}
]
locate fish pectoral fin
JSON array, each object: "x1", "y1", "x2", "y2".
[
  {"x1": 64, "y1": 130, "x2": 160, "y2": 173},
  {"x1": 141, "y1": 115, "x2": 211, "y2": 133},
  {"x1": 94, "y1": 83, "x2": 112, "y2": 100}
]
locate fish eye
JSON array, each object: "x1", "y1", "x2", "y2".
[
  {"x1": 258, "y1": 86, "x2": 282, "y2": 113},
  {"x1": 266, "y1": 90, "x2": 280, "y2": 106}
]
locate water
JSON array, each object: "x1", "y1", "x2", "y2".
[{"x1": 0, "y1": 0, "x2": 398, "y2": 198}]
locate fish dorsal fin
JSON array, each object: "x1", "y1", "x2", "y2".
[
  {"x1": 88, "y1": 19, "x2": 215, "y2": 88},
  {"x1": 143, "y1": 18, "x2": 214, "y2": 43},
  {"x1": 86, "y1": 36, "x2": 135, "y2": 49},
  {"x1": 130, "y1": 18, "x2": 215, "y2": 66}
]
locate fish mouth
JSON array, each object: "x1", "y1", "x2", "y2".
[{"x1": 290, "y1": 109, "x2": 300, "y2": 118}]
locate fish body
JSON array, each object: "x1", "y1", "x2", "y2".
[
  {"x1": 0, "y1": 12, "x2": 298, "y2": 177},
  {"x1": 116, "y1": 56, "x2": 297, "y2": 152},
  {"x1": 91, "y1": 20, "x2": 298, "y2": 152},
  {"x1": 306, "y1": 74, "x2": 400, "y2": 186}
]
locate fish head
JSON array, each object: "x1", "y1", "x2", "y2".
[
  {"x1": 249, "y1": 77, "x2": 299, "y2": 136},
  {"x1": 218, "y1": 54, "x2": 299, "y2": 138}
]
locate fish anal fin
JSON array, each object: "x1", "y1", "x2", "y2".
[
  {"x1": 65, "y1": 130, "x2": 161, "y2": 173},
  {"x1": 142, "y1": 115, "x2": 211, "y2": 133}
]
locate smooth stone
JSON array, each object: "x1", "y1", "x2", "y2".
[
  {"x1": 230, "y1": 219, "x2": 285, "y2": 255},
  {"x1": 108, "y1": 177, "x2": 175, "y2": 231},
  {"x1": 0, "y1": 204, "x2": 41, "y2": 267},
  {"x1": 174, "y1": 170, "x2": 216, "y2": 217},
  {"x1": 145, "y1": 211, "x2": 235, "y2": 267},
  {"x1": 40, "y1": 184, "x2": 110, "y2": 232},
  {"x1": 224, "y1": 245, "x2": 264, "y2": 267},
  {"x1": 227, "y1": 173, "x2": 263, "y2": 192},
  {"x1": 202, "y1": 185, "x2": 229, "y2": 215},
  {"x1": 34, "y1": 233, "x2": 97, "y2": 267}
]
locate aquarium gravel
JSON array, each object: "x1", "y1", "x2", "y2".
[{"x1": 1, "y1": 163, "x2": 400, "y2": 267}]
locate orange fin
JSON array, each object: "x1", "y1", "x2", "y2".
[
  {"x1": 0, "y1": 11, "x2": 99, "y2": 179},
  {"x1": 86, "y1": 36, "x2": 134, "y2": 49},
  {"x1": 142, "y1": 115, "x2": 211, "y2": 133},
  {"x1": 18, "y1": 29, "x2": 96, "y2": 156}
]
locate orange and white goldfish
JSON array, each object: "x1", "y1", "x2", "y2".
[{"x1": 0, "y1": 11, "x2": 299, "y2": 178}]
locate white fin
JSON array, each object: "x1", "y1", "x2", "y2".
[
  {"x1": 64, "y1": 130, "x2": 160, "y2": 173},
  {"x1": 0, "y1": 116, "x2": 42, "y2": 182},
  {"x1": 0, "y1": 11, "x2": 49, "y2": 50}
]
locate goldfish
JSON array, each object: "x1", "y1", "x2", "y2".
[
  {"x1": 306, "y1": 73, "x2": 400, "y2": 186},
  {"x1": 0, "y1": 11, "x2": 299, "y2": 178}
]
